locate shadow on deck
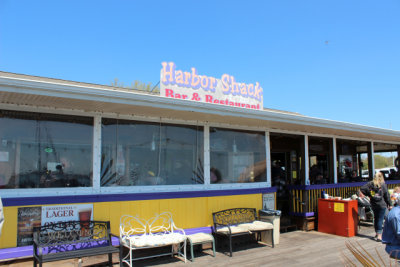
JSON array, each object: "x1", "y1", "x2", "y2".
[{"x1": 1, "y1": 223, "x2": 391, "y2": 267}]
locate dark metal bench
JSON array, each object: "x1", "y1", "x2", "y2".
[
  {"x1": 33, "y1": 221, "x2": 120, "y2": 267},
  {"x1": 212, "y1": 208, "x2": 274, "y2": 257}
]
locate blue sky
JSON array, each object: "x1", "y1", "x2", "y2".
[{"x1": 1, "y1": 1, "x2": 399, "y2": 130}]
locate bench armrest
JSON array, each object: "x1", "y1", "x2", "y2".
[
  {"x1": 172, "y1": 226, "x2": 185, "y2": 236},
  {"x1": 110, "y1": 232, "x2": 119, "y2": 238},
  {"x1": 215, "y1": 222, "x2": 229, "y2": 228},
  {"x1": 32, "y1": 238, "x2": 39, "y2": 256},
  {"x1": 110, "y1": 232, "x2": 119, "y2": 241},
  {"x1": 214, "y1": 223, "x2": 232, "y2": 233},
  {"x1": 257, "y1": 215, "x2": 271, "y2": 222}
]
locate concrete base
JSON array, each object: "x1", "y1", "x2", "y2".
[{"x1": 259, "y1": 215, "x2": 280, "y2": 245}]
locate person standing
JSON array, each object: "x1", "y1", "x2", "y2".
[
  {"x1": 361, "y1": 171, "x2": 392, "y2": 241},
  {"x1": 382, "y1": 196, "x2": 400, "y2": 258}
]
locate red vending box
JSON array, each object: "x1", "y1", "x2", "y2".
[{"x1": 318, "y1": 199, "x2": 358, "y2": 237}]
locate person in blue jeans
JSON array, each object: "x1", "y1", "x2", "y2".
[
  {"x1": 361, "y1": 171, "x2": 392, "y2": 241},
  {"x1": 382, "y1": 198, "x2": 400, "y2": 258}
]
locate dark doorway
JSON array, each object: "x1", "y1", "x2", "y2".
[
  {"x1": 270, "y1": 133, "x2": 304, "y2": 232},
  {"x1": 271, "y1": 152, "x2": 289, "y2": 215},
  {"x1": 308, "y1": 136, "x2": 333, "y2": 184}
]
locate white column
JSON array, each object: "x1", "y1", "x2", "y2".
[
  {"x1": 204, "y1": 124, "x2": 210, "y2": 185},
  {"x1": 265, "y1": 131, "x2": 271, "y2": 187},
  {"x1": 304, "y1": 135, "x2": 310, "y2": 185},
  {"x1": 92, "y1": 115, "x2": 102, "y2": 191},
  {"x1": 371, "y1": 141, "x2": 375, "y2": 177},
  {"x1": 333, "y1": 137, "x2": 338, "y2": 184}
]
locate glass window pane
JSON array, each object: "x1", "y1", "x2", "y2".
[
  {"x1": 308, "y1": 136, "x2": 333, "y2": 184},
  {"x1": 336, "y1": 139, "x2": 369, "y2": 183},
  {"x1": 210, "y1": 127, "x2": 266, "y2": 183},
  {"x1": 270, "y1": 133, "x2": 304, "y2": 186},
  {"x1": 0, "y1": 110, "x2": 93, "y2": 188},
  {"x1": 101, "y1": 119, "x2": 204, "y2": 186},
  {"x1": 373, "y1": 142, "x2": 400, "y2": 180}
]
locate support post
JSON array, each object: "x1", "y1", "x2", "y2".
[
  {"x1": 368, "y1": 141, "x2": 375, "y2": 179},
  {"x1": 304, "y1": 135, "x2": 310, "y2": 185},
  {"x1": 265, "y1": 131, "x2": 271, "y2": 187},
  {"x1": 204, "y1": 124, "x2": 210, "y2": 185},
  {"x1": 333, "y1": 137, "x2": 337, "y2": 184}
]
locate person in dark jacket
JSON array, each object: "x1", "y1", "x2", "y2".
[{"x1": 360, "y1": 171, "x2": 392, "y2": 241}]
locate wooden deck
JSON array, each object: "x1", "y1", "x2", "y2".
[{"x1": 2, "y1": 223, "x2": 395, "y2": 267}]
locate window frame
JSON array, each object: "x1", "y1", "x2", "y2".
[
  {"x1": 0, "y1": 109, "x2": 94, "y2": 191},
  {"x1": 2, "y1": 106, "x2": 399, "y2": 198}
]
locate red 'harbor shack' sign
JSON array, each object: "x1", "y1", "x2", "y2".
[{"x1": 160, "y1": 62, "x2": 263, "y2": 110}]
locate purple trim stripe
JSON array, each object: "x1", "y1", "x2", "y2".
[
  {"x1": 289, "y1": 212, "x2": 315, "y2": 217},
  {"x1": 184, "y1": 227, "x2": 213, "y2": 235},
  {"x1": 0, "y1": 246, "x2": 32, "y2": 261},
  {"x1": 287, "y1": 180, "x2": 400, "y2": 190},
  {"x1": 3, "y1": 187, "x2": 277, "y2": 207},
  {"x1": 287, "y1": 182, "x2": 366, "y2": 190},
  {"x1": 0, "y1": 239, "x2": 120, "y2": 261},
  {"x1": 386, "y1": 180, "x2": 400, "y2": 185}
]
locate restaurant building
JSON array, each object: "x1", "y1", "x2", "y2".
[{"x1": 0, "y1": 64, "x2": 400, "y2": 259}]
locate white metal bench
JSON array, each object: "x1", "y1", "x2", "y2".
[{"x1": 119, "y1": 212, "x2": 186, "y2": 267}]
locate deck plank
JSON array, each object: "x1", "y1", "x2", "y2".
[{"x1": 2, "y1": 225, "x2": 392, "y2": 267}]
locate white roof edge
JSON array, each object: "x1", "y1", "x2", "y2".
[{"x1": 0, "y1": 75, "x2": 399, "y2": 138}]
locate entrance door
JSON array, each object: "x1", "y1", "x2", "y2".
[
  {"x1": 271, "y1": 152, "x2": 289, "y2": 215},
  {"x1": 270, "y1": 133, "x2": 304, "y2": 231},
  {"x1": 309, "y1": 153, "x2": 329, "y2": 184}
]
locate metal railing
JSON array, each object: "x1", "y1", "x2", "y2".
[{"x1": 287, "y1": 180, "x2": 400, "y2": 216}]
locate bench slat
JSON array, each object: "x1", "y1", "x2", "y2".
[{"x1": 37, "y1": 246, "x2": 119, "y2": 262}]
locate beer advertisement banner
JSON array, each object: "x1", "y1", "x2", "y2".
[
  {"x1": 41, "y1": 204, "x2": 93, "y2": 226},
  {"x1": 17, "y1": 204, "x2": 94, "y2": 246},
  {"x1": 17, "y1": 207, "x2": 41, "y2": 247}
]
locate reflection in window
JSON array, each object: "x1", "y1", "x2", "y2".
[
  {"x1": 308, "y1": 136, "x2": 333, "y2": 185},
  {"x1": 0, "y1": 110, "x2": 93, "y2": 189},
  {"x1": 336, "y1": 139, "x2": 369, "y2": 183},
  {"x1": 101, "y1": 119, "x2": 204, "y2": 186},
  {"x1": 210, "y1": 127, "x2": 266, "y2": 183},
  {"x1": 373, "y1": 142, "x2": 400, "y2": 180},
  {"x1": 270, "y1": 133, "x2": 304, "y2": 186}
]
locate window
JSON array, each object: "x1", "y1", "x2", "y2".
[
  {"x1": 373, "y1": 142, "x2": 400, "y2": 180},
  {"x1": 0, "y1": 110, "x2": 93, "y2": 188},
  {"x1": 336, "y1": 139, "x2": 369, "y2": 183},
  {"x1": 210, "y1": 127, "x2": 266, "y2": 183},
  {"x1": 308, "y1": 136, "x2": 333, "y2": 184},
  {"x1": 270, "y1": 133, "x2": 304, "y2": 186},
  {"x1": 101, "y1": 119, "x2": 204, "y2": 186}
]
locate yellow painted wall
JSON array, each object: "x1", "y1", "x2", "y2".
[
  {"x1": 0, "y1": 206, "x2": 18, "y2": 249},
  {"x1": 0, "y1": 193, "x2": 263, "y2": 249}
]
